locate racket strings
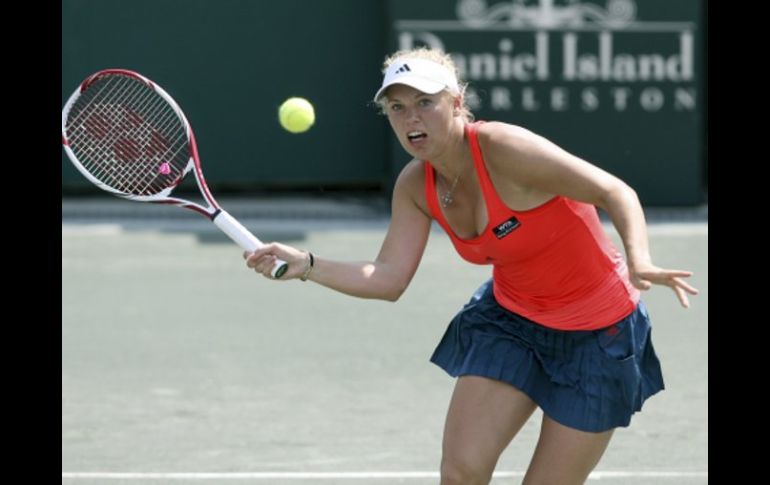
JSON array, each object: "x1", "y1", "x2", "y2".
[
  {"x1": 71, "y1": 80, "x2": 185, "y2": 195},
  {"x1": 74, "y1": 80, "x2": 164, "y2": 190},
  {"x1": 91, "y1": 83, "x2": 186, "y2": 193},
  {"x1": 70, "y1": 76, "x2": 186, "y2": 192},
  {"x1": 79, "y1": 76, "x2": 188, "y2": 195},
  {"x1": 66, "y1": 74, "x2": 191, "y2": 195},
  {"x1": 68, "y1": 78, "x2": 159, "y2": 187}
]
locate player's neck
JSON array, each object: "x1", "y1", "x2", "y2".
[{"x1": 432, "y1": 124, "x2": 471, "y2": 181}]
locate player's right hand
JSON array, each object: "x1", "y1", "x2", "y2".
[{"x1": 244, "y1": 243, "x2": 309, "y2": 280}]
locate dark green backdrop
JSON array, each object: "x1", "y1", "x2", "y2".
[
  {"x1": 63, "y1": 0, "x2": 706, "y2": 206},
  {"x1": 62, "y1": 0, "x2": 389, "y2": 191}
]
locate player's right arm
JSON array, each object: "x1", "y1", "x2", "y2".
[{"x1": 245, "y1": 160, "x2": 432, "y2": 301}]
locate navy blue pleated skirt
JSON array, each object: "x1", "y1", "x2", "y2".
[{"x1": 430, "y1": 279, "x2": 664, "y2": 433}]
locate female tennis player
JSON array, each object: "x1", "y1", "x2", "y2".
[{"x1": 244, "y1": 47, "x2": 699, "y2": 485}]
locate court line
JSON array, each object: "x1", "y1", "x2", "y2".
[{"x1": 62, "y1": 470, "x2": 708, "y2": 480}]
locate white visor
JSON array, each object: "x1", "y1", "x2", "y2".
[{"x1": 373, "y1": 58, "x2": 460, "y2": 102}]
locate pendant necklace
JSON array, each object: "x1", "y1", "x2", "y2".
[{"x1": 440, "y1": 172, "x2": 461, "y2": 208}]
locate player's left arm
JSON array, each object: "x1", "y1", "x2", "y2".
[{"x1": 479, "y1": 122, "x2": 699, "y2": 307}]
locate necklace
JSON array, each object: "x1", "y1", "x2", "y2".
[{"x1": 440, "y1": 172, "x2": 461, "y2": 208}]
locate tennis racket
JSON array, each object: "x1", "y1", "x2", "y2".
[{"x1": 61, "y1": 69, "x2": 288, "y2": 278}]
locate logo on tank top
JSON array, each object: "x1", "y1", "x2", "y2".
[{"x1": 493, "y1": 216, "x2": 521, "y2": 239}]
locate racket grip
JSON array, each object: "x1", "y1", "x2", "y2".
[{"x1": 213, "y1": 210, "x2": 289, "y2": 278}]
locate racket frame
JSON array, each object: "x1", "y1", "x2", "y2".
[{"x1": 62, "y1": 69, "x2": 288, "y2": 278}]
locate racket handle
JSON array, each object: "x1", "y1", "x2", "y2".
[{"x1": 213, "y1": 210, "x2": 289, "y2": 278}]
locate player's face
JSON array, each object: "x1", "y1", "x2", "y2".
[{"x1": 383, "y1": 84, "x2": 458, "y2": 160}]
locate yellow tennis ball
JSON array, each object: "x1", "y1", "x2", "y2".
[{"x1": 278, "y1": 97, "x2": 315, "y2": 134}]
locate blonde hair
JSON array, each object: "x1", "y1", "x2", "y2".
[{"x1": 378, "y1": 48, "x2": 474, "y2": 122}]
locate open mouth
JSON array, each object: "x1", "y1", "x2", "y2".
[{"x1": 407, "y1": 131, "x2": 427, "y2": 143}]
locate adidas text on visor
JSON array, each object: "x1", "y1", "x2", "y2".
[{"x1": 374, "y1": 58, "x2": 460, "y2": 102}]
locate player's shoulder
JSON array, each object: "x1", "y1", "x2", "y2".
[
  {"x1": 476, "y1": 121, "x2": 541, "y2": 148},
  {"x1": 476, "y1": 121, "x2": 553, "y2": 169},
  {"x1": 393, "y1": 158, "x2": 429, "y2": 208},
  {"x1": 394, "y1": 158, "x2": 426, "y2": 189}
]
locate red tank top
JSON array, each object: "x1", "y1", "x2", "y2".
[{"x1": 424, "y1": 122, "x2": 639, "y2": 330}]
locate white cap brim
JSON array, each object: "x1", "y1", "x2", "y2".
[{"x1": 373, "y1": 58, "x2": 459, "y2": 102}]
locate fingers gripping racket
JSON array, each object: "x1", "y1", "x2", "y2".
[{"x1": 62, "y1": 69, "x2": 288, "y2": 278}]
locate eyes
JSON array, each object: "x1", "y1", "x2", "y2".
[{"x1": 388, "y1": 97, "x2": 435, "y2": 114}]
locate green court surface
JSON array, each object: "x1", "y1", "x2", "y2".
[{"x1": 62, "y1": 220, "x2": 707, "y2": 484}]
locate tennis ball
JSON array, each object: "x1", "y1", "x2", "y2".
[{"x1": 278, "y1": 97, "x2": 315, "y2": 134}]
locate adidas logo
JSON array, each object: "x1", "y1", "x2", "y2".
[{"x1": 394, "y1": 64, "x2": 411, "y2": 74}]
